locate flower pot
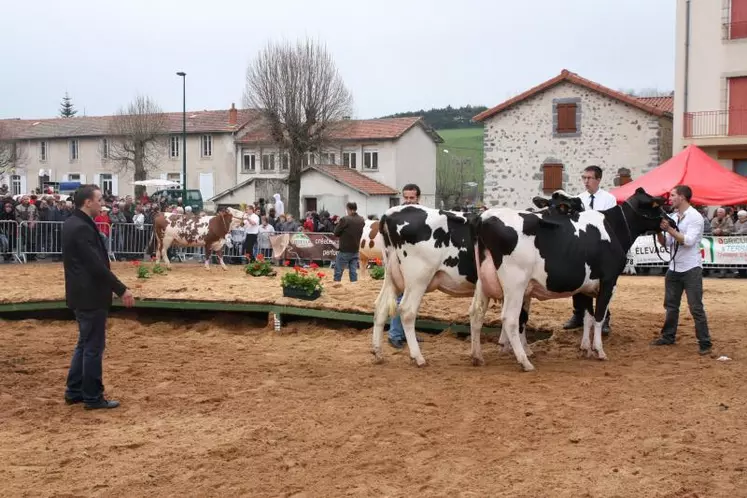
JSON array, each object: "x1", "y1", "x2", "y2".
[{"x1": 282, "y1": 286, "x2": 322, "y2": 300}]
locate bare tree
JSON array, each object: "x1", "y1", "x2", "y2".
[
  {"x1": 620, "y1": 88, "x2": 674, "y2": 98},
  {"x1": 243, "y1": 38, "x2": 353, "y2": 218},
  {"x1": 108, "y1": 95, "x2": 167, "y2": 198},
  {"x1": 436, "y1": 154, "x2": 479, "y2": 209},
  {"x1": 0, "y1": 121, "x2": 23, "y2": 178}
]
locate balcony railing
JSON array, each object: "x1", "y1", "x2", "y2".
[
  {"x1": 723, "y1": 21, "x2": 747, "y2": 40},
  {"x1": 683, "y1": 110, "x2": 747, "y2": 138}
]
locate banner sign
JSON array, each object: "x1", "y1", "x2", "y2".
[
  {"x1": 627, "y1": 235, "x2": 747, "y2": 267},
  {"x1": 269, "y1": 232, "x2": 339, "y2": 261}
]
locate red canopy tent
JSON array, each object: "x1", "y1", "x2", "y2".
[{"x1": 610, "y1": 145, "x2": 747, "y2": 206}]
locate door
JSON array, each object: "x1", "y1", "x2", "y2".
[
  {"x1": 728, "y1": 77, "x2": 747, "y2": 136},
  {"x1": 199, "y1": 172, "x2": 214, "y2": 200},
  {"x1": 735, "y1": 159, "x2": 747, "y2": 177}
]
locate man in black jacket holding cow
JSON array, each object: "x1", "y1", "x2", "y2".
[{"x1": 63, "y1": 184, "x2": 134, "y2": 410}]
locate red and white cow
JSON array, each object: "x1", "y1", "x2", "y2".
[
  {"x1": 153, "y1": 207, "x2": 245, "y2": 270},
  {"x1": 358, "y1": 219, "x2": 385, "y2": 275}
]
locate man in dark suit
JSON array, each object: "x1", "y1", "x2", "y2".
[{"x1": 63, "y1": 184, "x2": 134, "y2": 410}]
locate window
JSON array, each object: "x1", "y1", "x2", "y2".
[
  {"x1": 730, "y1": 0, "x2": 747, "y2": 39},
  {"x1": 102, "y1": 139, "x2": 109, "y2": 159},
  {"x1": 170, "y1": 136, "x2": 180, "y2": 158},
  {"x1": 555, "y1": 104, "x2": 577, "y2": 134},
  {"x1": 542, "y1": 163, "x2": 563, "y2": 193},
  {"x1": 39, "y1": 141, "x2": 47, "y2": 162},
  {"x1": 69, "y1": 139, "x2": 79, "y2": 161},
  {"x1": 389, "y1": 197, "x2": 399, "y2": 208},
  {"x1": 363, "y1": 151, "x2": 378, "y2": 170},
  {"x1": 321, "y1": 152, "x2": 335, "y2": 164},
  {"x1": 343, "y1": 152, "x2": 357, "y2": 168},
  {"x1": 735, "y1": 159, "x2": 747, "y2": 177},
  {"x1": 261, "y1": 153, "x2": 275, "y2": 171},
  {"x1": 68, "y1": 173, "x2": 81, "y2": 181},
  {"x1": 728, "y1": 77, "x2": 747, "y2": 136},
  {"x1": 11, "y1": 175, "x2": 21, "y2": 196},
  {"x1": 280, "y1": 153, "x2": 290, "y2": 170},
  {"x1": 242, "y1": 153, "x2": 256, "y2": 172},
  {"x1": 201, "y1": 135, "x2": 212, "y2": 157},
  {"x1": 100, "y1": 173, "x2": 113, "y2": 194}
]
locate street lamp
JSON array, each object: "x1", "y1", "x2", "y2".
[{"x1": 176, "y1": 71, "x2": 187, "y2": 204}]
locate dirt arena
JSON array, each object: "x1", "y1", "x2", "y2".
[{"x1": 1, "y1": 265, "x2": 746, "y2": 497}]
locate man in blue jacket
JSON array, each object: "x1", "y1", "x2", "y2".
[{"x1": 63, "y1": 184, "x2": 134, "y2": 410}]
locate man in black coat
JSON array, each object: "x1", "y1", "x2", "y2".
[{"x1": 63, "y1": 185, "x2": 134, "y2": 410}]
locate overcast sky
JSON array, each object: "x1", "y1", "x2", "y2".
[{"x1": 1, "y1": 0, "x2": 675, "y2": 120}]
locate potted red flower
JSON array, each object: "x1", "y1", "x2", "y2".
[{"x1": 281, "y1": 262, "x2": 325, "y2": 300}]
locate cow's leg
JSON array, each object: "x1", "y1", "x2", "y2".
[
  {"x1": 468, "y1": 280, "x2": 489, "y2": 366},
  {"x1": 591, "y1": 282, "x2": 615, "y2": 361},
  {"x1": 161, "y1": 237, "x2": 172, "y2": 268},
  {"x1": 399, "y1": 283, "x2": 428, "y2": 367},
  {"x1": 372, "y1": 266, "x2": 398, "y2": 363},
  {"x1": 217, "y1": 248, "x2": 228, "y2": 270},
  {"x1": 501, "y1": 289, "x2": 534, "y2": 371},
  {"x1": 577, "y1": 294, "x2": 595, "y2": 356},
  {"x1": 359, "y1": 253, "x2": 368, "y2": 279},
  {"x1": 203, "y1": 243, "x2": 212, "y2": 270},
  {"x1": 519, "y1": 295, "x2": 533, "y2": 357}
]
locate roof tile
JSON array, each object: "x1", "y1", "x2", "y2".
[
  {"x1": 473, "y1": 69, "x2": 673, "y2": 122},
  {"x1": 305, "y1": 164, "x2": 398, "y2": 196}
]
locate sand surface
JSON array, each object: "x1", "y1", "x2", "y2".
[{"x1": 1, "y1": 264, "x2": 746, "y2": 496}]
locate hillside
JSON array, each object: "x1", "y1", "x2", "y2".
[
  {"x1": 380, "y1": 105, "x2": 487, "y2": 130},
  {"x1": 436, "y1": 127, "x2": 484, "y2": 208}
]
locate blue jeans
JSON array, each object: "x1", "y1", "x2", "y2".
[
  {"x1": 334, "y1": 251, "x2": 359, "y2": 282},
  {"x1": 65, "y1": 309, "x2": 108, "y2": 404},
  {"x1": 388, "y1": 294, "x2": 404, "y2": 341}
]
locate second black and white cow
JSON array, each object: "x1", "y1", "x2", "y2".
[
  {"x1": 371, "y1": 191, "x2": 585, "y2": 366},
  {"x1": 470, "y1": 187, "x2": 668, "y2": 371}
]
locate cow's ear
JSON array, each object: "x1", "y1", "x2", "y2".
[
  {"x1": 651, "y1": 201, "x2": 659, "y2": 208},
  {"x1": 532, "y1": 197, "x2": 550, "y2": 209},
  {"x1": 635, "y1": 187, "x2": 646, "y2": 194}
]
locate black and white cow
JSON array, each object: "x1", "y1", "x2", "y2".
[
  {"x1": 371, "y1": 191, "x2": 585, "y2": 366},
  {"x1": 469, "y1": 187, "x2": 668, "y2": 371}
]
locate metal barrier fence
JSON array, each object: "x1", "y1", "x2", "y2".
[
  {"x1": 15, "y1": 221, "x2": 113, "y2": 263},
  {"x1": 110, "y1": 222, "x2": 153, "y2": 259},
  {"x1": 0, "y1": 220, "x2": 23, "y2": 263}
]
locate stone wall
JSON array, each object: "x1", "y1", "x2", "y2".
[
  {"x1": 482, "y1": 81, "x2": 673, "y2": 208},
  {"x1": 658, "y1": 116, "x2": 674, "y2": 164}
]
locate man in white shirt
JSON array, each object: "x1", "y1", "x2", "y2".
[
  {"x1": 651, "y1": 185, "x2": 712, "y2": 355},
  {"x1": 563, "y1": 165, "x2": 618, "y2": 334},
  {"x1": 242, "y1": 204, "x2": 260, "y2": 261}
]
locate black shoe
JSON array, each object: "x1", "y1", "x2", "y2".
[
  {"x1": 650, "y1": 337, "x2": 675, "y2": 346},
  {"x1": 388, "y1": 338, "x2": 404, "y2": 349},
  {"x1": 602, "y1": 323, "x2": 611, "y2": 336},
  {"x1": 698, "y1": 345, "x2": 712, "y2": 356},
  {"x1": 84, "y1": 399, "x2": 120, "y2": 410},
  {"x1": 64, "y1": 396, "x2": 83, "y2": 405},
  {"x1": 563, "y1": 314, "x2": 584, "y2": 330}
]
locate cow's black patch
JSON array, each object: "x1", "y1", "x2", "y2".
[
  {"x1": 476, "y1": 216, "x2": 518, "y2": 271},
  {"x1": 381, "y1": 206, "x2": 432, "y2": 249},
  {"x1": 432, "y1": 227, "x2": 450, "y2": 248},
  {"x1": 443, "y1": 256, "x2": 459, "y2": 267},
  {"x1": 403, "y1": 250, "x2": 408, "y2": 257}
]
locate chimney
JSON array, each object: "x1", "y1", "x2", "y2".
[{"x1": 229, "y1": 103, "x2": 237, "y2": 125}]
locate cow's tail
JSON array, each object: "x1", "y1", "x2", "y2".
[
  {"x1": 375, "y1": 214, "x2": 398, "y2": 317},
  {"x1": 468, "y1": 211, "x2": 485, "y2": 269}
]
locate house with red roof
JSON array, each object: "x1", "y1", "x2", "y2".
[
  {"x1": 211, "y1": 116, "x2": 442, "y2": 216},
  {"x1": 473, "y1": 69, "x2": 674, "y2": 208},
  {"x1": 0, "y1": 104, "x2": 257, "y2": 201}
]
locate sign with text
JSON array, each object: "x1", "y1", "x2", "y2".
[{"x1": 269, "y1": 232, "x2": 339, "y2": 261}]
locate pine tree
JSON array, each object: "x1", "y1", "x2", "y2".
[{"x1": 60, "y1": 92, "x2": 77, "y2": 118}]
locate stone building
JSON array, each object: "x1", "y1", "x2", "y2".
[{"x1": 473, "y1": 69, "x2": 674, "y2": 208}]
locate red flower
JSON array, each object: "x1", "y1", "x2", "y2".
[
  {"x1": 283, "y1": 260, "x2": 290, "y2": 267},
  {"x1": 373, "y1": 258, "x2": 382, "y2": 266},
  {"x1": 257, "y1": 253, "x2": 265, "y2": 262},
  {"x1": 309, "y1": 262, "x2": 319, "y2": 269},
  {"x1": 293, "y1": 265, "x2": 302, "y2": 272},
  {"x1": 316, "y1": 272, "x2": 325, "y2": 278},
  {"x1": 132, "y1": 261, "x2": 140, "y2": 266},
  {"x1": 299, "y1": 269, "x2": 308, "y2": 275}
]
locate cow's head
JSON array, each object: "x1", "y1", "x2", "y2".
[
  {"x1": 532, "y1": 190, "x2": 585, "y2": 216},
  {"x1": 624, "y1": 187, "x2": 669, "y2": 234}
]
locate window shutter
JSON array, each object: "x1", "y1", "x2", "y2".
[
  {"x1": 542, "y1": 164, "x2": 563, "y2": 193},
  {"x1": 111, "y1": 175, "x2": 119, "y2": 196},
  {"x1": 732, "y1": 0, "x2": 747, "y2": 39},
  {"x1": 79, "y1": 174, "x2": 87, "y2": 184},
  {"x1": 557, "y1": 104, "x2": 577, "y2": 133},
  {"x1": 94, "y1": 174, "x2": 101, "y2": 188},
  {"x1": 20, "y1": 175, "x2": 27, "y2": 194}
]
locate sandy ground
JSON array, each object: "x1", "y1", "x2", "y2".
[{"x1": 1, "y1": 265, "x2": 746, "y2": 497}]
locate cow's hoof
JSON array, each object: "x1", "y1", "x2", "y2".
[
  {"x1": 413, "y1": 356, "x2": 427, "y2": 367},
  {"x1": 471, "y1": 356, "x2": 485, "y2": 367},
  {"x1": 371, "y1": 349, "x2": 384, "y2": 364},
  {"x1": 521, "y1": 362, "x2": 535, "y2": 372},
  {"x1": 525, "y1": 347, "x2": 534, "y2": 357},
  {"x1": 596, "y1": 351, "x2": 608, "y2": 361}
]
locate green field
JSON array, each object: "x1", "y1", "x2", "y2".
[{"x1": 435, "y1": 127, "x2": 484, "y2": 207}]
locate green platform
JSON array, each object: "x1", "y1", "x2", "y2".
[{"x1": 0, "y1": 298, "x2": 501, "y2": 336}]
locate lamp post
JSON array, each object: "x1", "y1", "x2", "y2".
[{"x1": 176, "y1": 71, "x2": 187, "y2": 203}]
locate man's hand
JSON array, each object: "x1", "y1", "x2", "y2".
[
  {"x1": 659, "y1": 219, "x2": 673, "y2": 233},
  {"x1": 121, "y1": 290, "x2": 135, "y2": 308}
]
